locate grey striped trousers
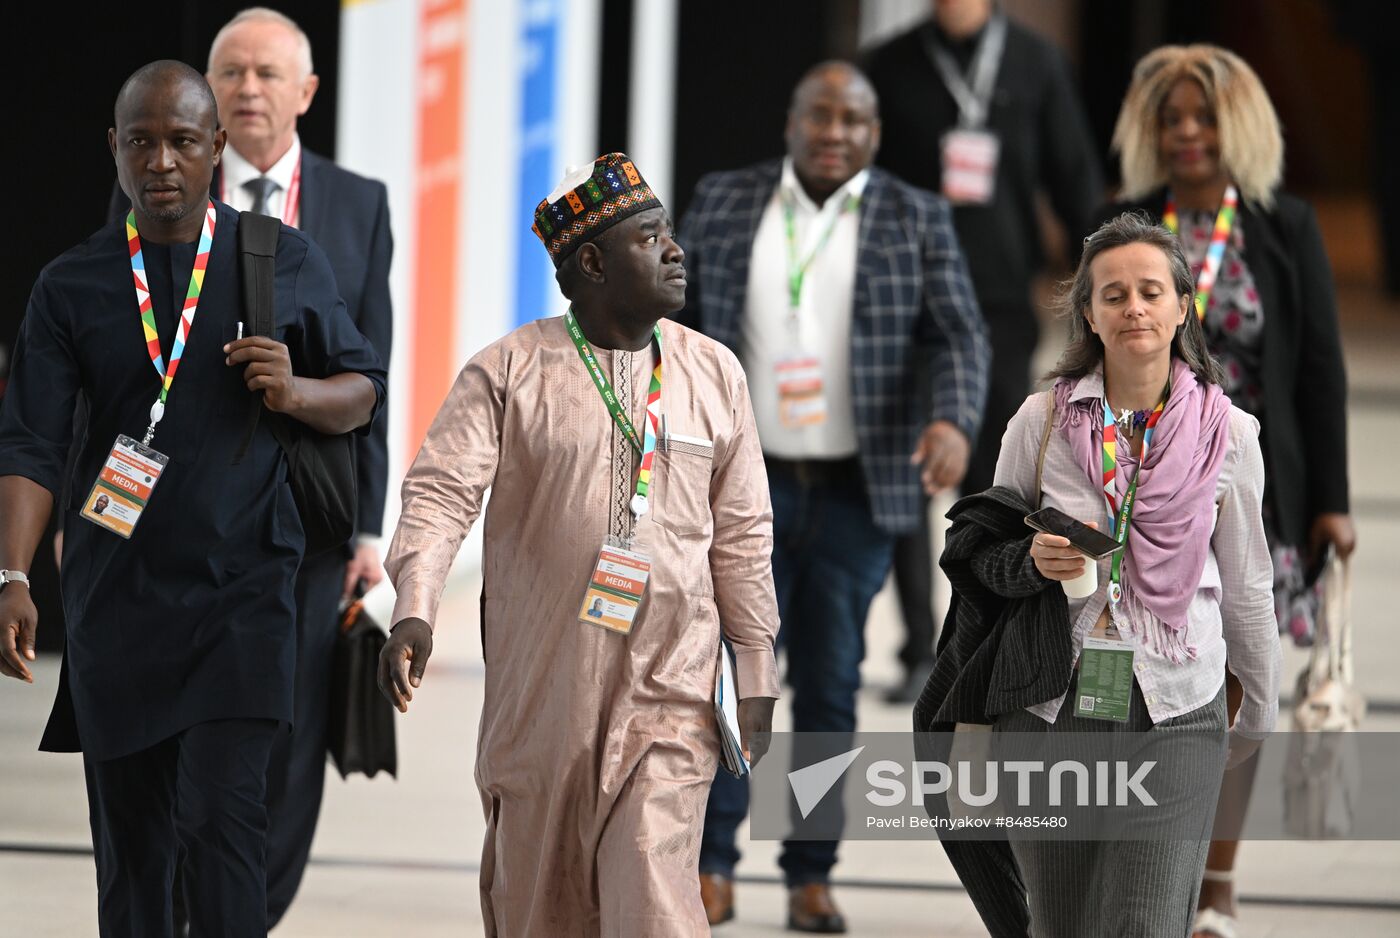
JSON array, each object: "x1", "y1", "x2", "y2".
[{"x1": 993, "y1": 682, "x2": 1228, "y2": 938}]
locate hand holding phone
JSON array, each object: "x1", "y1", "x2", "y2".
[{"x1": 1025, "y1": 507, "x2": 1123, "y2": 559}]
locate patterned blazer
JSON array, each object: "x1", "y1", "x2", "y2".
[{"x1": 674, "y1": 159, "x2": 989, "y2": 534}]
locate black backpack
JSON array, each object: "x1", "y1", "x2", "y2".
[{"x1": 233, "y1": 212, "x2": 356, "y2": 556}]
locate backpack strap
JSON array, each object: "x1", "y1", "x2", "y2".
[
  {"x1": 1034, "y1": 390, "x2": 1055, "y2": 510},
  {"x1": 232, "y1": 212, "x2": 282, "y2": 464}
]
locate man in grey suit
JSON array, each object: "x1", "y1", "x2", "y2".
[{"x1": 675, "y1": 61, "x2": 988, "y2": 932}]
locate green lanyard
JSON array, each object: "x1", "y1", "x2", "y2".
[
  {"x1": 1101, "y1": 390, "x2": 1167, "y2": 605},
  {"x1": 783, "y1": 192, "x2": 861, "y2": 310},
  {"x1": 564, "y1": 309, "x2": 663, "y2": 516}
]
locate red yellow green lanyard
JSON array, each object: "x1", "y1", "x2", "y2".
[
  {"x1": 1101, "y1": 387, "x2": 1167, "y2": 604},
  {"x1": 1163, "y1": 184, "x2": 1238, "y2": 320},
  {"x1": 783, "y1": 192, "x2": 861, "y2": 311},
  {"x1": 565, "y1": 309, "x2": 662, "y2": 518},
  {"x1": 127, "y1": 201, "x2": 217, "y2": 446}
]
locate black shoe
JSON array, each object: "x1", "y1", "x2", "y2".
[{"x1": 884, "y1": 665, "x2": 931, "y2": 704}]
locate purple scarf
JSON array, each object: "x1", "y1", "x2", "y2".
[{"x1": 1054, "y1": 358, "x2": 1232, "y2": 660}]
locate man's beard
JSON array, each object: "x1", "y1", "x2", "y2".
[{"x1": 141, "y1": 197, "x2": 193, "y2": 224}]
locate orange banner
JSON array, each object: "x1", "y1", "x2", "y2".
[{"x1": 410, "y1": 0, "x2": 468, "y2": 452}]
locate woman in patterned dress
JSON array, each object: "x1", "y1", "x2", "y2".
[{"x1": 1093, "y1": 44, "x2": 1357, "y2": 938}]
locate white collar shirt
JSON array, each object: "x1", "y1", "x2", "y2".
[
  {"x1": 739, "y1": 158, "x2": 869, "y2": 459},
  {"x1": 220, "y1": 136, "x2": 301, "y2": 222}
]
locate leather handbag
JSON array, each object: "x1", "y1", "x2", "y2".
[
  {"x1": 328, "y1": 585, "x2": 398, "y2": 779},
  {"x1": 1283, "y1": 555, "x2": 1365, "y2": 837}
]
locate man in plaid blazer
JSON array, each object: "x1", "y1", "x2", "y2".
[{"x1": 675, "y1": 61, "x2": 989, "y2": 932}]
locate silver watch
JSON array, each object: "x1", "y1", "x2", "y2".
[{"x1": 0, "y1": 570, "x2": 30, "y2": 588}]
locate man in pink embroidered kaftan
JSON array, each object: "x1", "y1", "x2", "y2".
[{"x1": 378, "y1": 153, "x2": 781, "y2": 936}]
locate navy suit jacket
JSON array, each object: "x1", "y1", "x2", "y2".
[
  {"x1": 1, "y1": 203, "x2": 386, "y2": 758},
  {"x1": 109, "y1": 147, "x2": 394, "y2": 537},
  {"x1": 674, "y1": 160, "x2": 989, "y2": 535}
]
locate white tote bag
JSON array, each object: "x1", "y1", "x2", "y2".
[{"x1": 1283, "y1": 556, "x2": 1366, "y2": 837}]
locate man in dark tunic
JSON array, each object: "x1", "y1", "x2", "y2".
[{"x1": 0, "y1": 60, "x2": 384, "y2": 937}]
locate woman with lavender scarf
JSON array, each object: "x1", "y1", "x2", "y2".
[{"x1": 990, "y1": 212, "x2": 1281, "y2": 937}]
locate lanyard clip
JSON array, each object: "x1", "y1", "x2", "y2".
[{"x1": 142, "y1": 399, "x2": 166, "y2": 448}]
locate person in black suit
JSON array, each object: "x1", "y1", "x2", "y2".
[
  {"x1": 202, "y1": 8, "x2": 394, "y2": 927},
  {"x1": 102, "y1": 9, "x2": 395, "y2": 928},
  {"x1": 1097, "y1": 44, "x2": 1356, "y2": 938},
  {"x1": 0, "y1": 60, "x2": 385, "y2": 937},
  {"x1": 863, "y1": 0, "x2": 1103, "y2": 703}
]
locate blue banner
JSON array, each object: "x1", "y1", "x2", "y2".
[{"x1": 515, "y1": 0, "x2": 561, "y2": 326}]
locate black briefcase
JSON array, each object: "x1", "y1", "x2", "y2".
[{"x1": 328, "y1": 589, "x2": 398, "y2": 779}]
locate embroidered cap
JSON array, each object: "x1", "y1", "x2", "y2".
[{"x1": 532, "y1": 153, "x2": 662, "y2": 267}]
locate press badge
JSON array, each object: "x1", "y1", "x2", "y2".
[
  {"x1": 1073, "y1": 620, "x2": 1134, "y2": 723},
  {"x1": 775, "y1": 354, "x2": 829, "y2": 428},
  {"x1": 80, "y1": 434, "x2": 169, "y2": 538},
  {"x1": 941, "y1": 128, "x2": 1000, "y2": 205},
  {"x1": 578, "y1": 540, "x2": 652, "y2": 635}
]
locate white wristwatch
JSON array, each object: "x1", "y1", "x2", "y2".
[{"x1": 0, "y1": 570, "x2": 30, "y2": 588}]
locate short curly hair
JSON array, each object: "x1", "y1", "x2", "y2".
[{"x1": 1112, "y1": 44, "x2": 1283, "y2": 208}]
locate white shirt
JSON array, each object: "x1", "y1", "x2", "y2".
[
  {"x1": 740, "y1": 158, "x2": 868, "y2": 459},
  {"x1": 220, "y1": 136, "x2": 301, "y2": 221}
]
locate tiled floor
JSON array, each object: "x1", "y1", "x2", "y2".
[{"x1": 3, "y1": 271, "x2": 1398, "y2": 936}]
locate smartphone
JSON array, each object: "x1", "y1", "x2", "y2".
[{"x1": 1024, "y1": 507, "x2": 1124, "y2": 559}]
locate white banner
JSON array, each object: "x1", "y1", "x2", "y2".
[{"x1": 337, "y1": 0, "x2": 601, "y2": 563}]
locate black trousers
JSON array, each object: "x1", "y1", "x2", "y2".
[
  {"x1": 84, "y1": 718, "x2": 278, "y2": 938},
  {"x1": 264, "y1": 547, "x2": 343, "y2": 928},
  {"x1": 892, "y1": 495, "x2": 936, "y2": 672},
  {"x1": 892, "y1": 305, "x2": 1039, "y2": 673},
  {"x1": 961, "y1": 305, "x2": 1039, "y2": 497}
]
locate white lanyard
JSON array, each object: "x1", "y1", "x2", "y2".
[{"x1": 923, "y1": 14, "x2": 1008, "y2": 129}]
